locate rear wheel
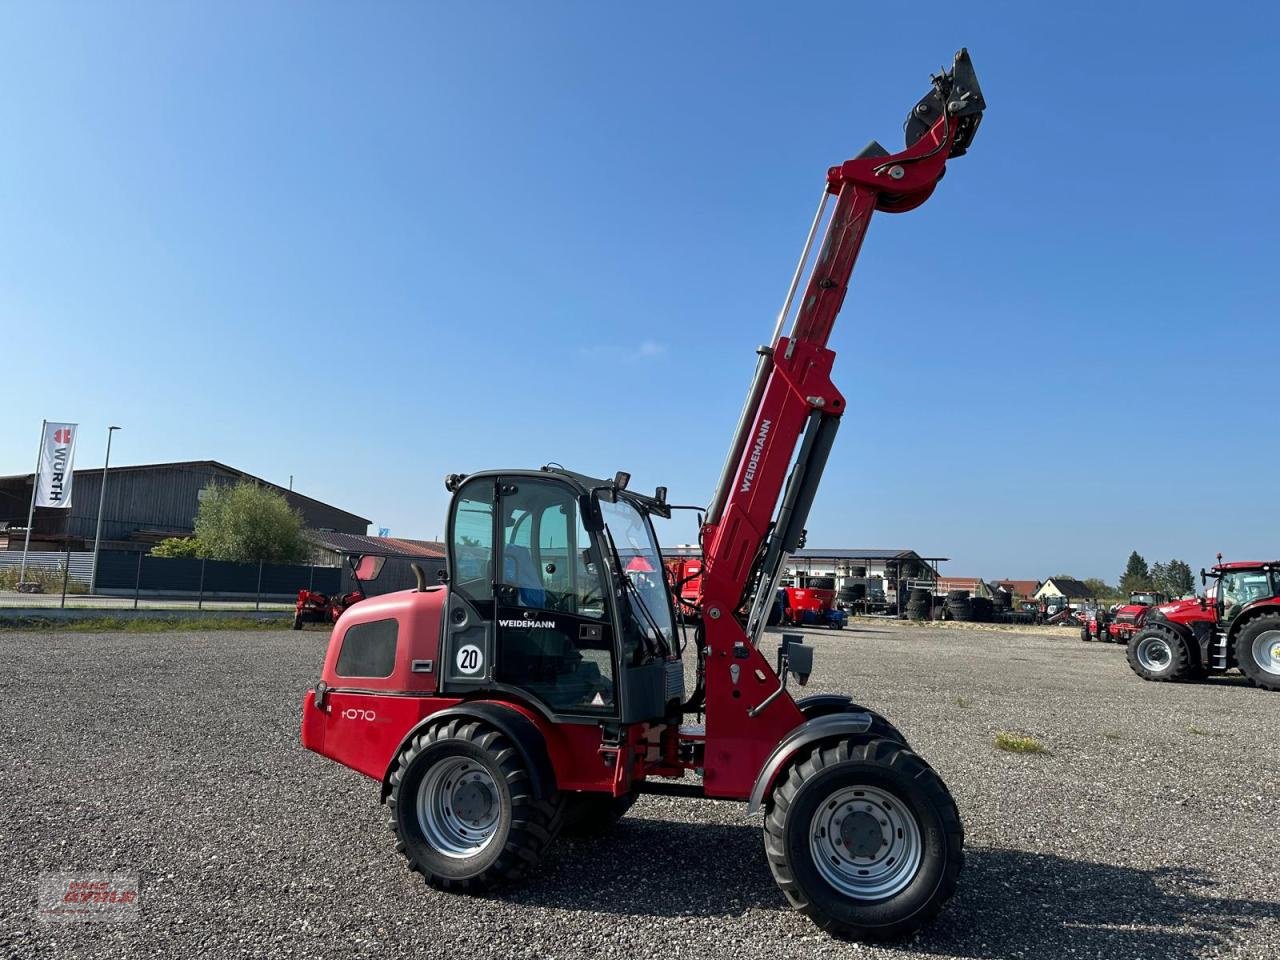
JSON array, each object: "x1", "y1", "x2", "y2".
[
  {"x1": 1079, "y1": 626, "x2": 1090, "y2": 642},
  {"x1": 763, "y1": 738, "x2": 963, "y2": 940},
  {"x1": 387, "y1": 718, "x2": 561, "y2": 891},
  {"x1": 1126, "y1": 625, "x2": 1194, "y2": 682},
  {"x1": 1234, "y1": 615, "x2": 1280, "y2": 692},
  {"x1": 292, "y1": 613, "x2": 304, "y2": 630}
]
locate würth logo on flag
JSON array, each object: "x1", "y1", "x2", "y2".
[{"x1": 35, "y1": 422, "x2": 79, "y2": 509}]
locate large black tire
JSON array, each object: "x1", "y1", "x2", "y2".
[
  {"x1": 387, "y1": 718, "x2": 562, "y2": 891},
  {"x1": 292, "y1": 613, "x2": 304, "y2": 631},
  {"x1": 763, "y1": 738, "x2": 964, "y2": 940},
  {"x1": 949, "y1": 600, "x2": 973, "y2": 622},
  {"x1": 560, "y1": 791, "x2": 637, "y2": 836},
  {"x1": 1233, "y1": 614, "x2": 1280, "y2": 692},
  {"x1": 1079, "y1": 626, "x2": 1090, "y2": 643},
  {"x1": 1126, "y1": 624, "x2": 1196, "y2": 683}
]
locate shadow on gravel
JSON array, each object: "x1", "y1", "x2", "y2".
[
  {"x1": 502, "y1": 822, "x2": 1278, "y2": 957},
  {"x1": 916, "y1": 848, "x2": 1280, "y2": 959},
  {"x1": 497, "y1": 817, "x2": 779, "y2": 917}
]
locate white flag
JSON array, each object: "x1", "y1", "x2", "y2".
[{"x1": 35, "y1": 422, "x2": 78, "y2": 508}]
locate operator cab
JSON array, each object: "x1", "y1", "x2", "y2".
[{"x1": 441, "y1": 466, "x2": 683, "y2": 725}]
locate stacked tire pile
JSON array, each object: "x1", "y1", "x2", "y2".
[
  {"x1": 970, "y1": 596, "x2": 994, "y2": 622},
  {"x1": 838, "y1": 582, "x2": 865, "y2": 608},
  {"x1": 946, "y1": 590, "x2": 973, "y2": 621},
  {"x1": 905, "y1": 587, "x2": 932, "y2": 620}
]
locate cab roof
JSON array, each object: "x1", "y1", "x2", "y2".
[{"x1": 1212, "y1": 561, "x2": 1280, "y2": 572}]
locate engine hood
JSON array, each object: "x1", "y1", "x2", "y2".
[{"x1": 1151, "y1": 596, "x2": 1213, "y2": 624}]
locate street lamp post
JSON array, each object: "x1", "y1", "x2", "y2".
[{"x1": 89, "y1": 426, "x2": 121, "y2": 594}]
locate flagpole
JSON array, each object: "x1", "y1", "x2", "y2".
[{"x1": 18, "y1": 419, "x2": 46, "y2": 587}]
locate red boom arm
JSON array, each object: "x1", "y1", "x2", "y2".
[{"x1": 691, "y1": 50, "x2": 985, "y2": 798}]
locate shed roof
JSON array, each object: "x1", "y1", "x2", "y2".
[{"x1": 308, "y1": 531, "x2": 446, "y2": 559}]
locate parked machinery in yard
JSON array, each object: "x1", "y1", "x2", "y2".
[
  {"x1": 294, "y1": 555, "x2": 386, "y2": 630},
  {"x1": 780, "y1": 574, "x2": 849, "y2": 629},
  {"x1": 1127, "y1": 559, "x2": 1280, "y2": 691},
  {"x1": 301, "y1": 51, "x2": 984, "y2": 939},
  {"x1": 1080, "y1": 590, "x2": 1167, "y2": 644}
]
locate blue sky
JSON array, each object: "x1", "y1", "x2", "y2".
[{"x1": 2, "y1": 2, "x2": 1277, "y2": 583}]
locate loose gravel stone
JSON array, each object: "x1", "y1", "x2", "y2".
[{"x1": 0, "y1": 623, "x2": 1276, "y2": 959}]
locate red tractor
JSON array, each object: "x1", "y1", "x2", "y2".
[
  {"x1": 1080, "y1": 590, "x2": 1167, "y2": 644},
  {"x1": 1126, "y1": 559, "x2": 1280, "y2": 691},
  {"x1": 300, "y1": 52, "x2": 983, "y2": 940},
  {"x1": 293, "y1": 555, "x2": 386, "y2": 630}
]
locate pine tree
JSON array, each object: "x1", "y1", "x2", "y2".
[
  {"x1": 1165, "y1": 559, "x2": 1195, "y2": 597},
  {"x1": 1119, "y1": 551, "x2": 1152, "y2": 595}
]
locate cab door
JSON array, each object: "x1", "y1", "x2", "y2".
[{"x1": 491, "y1": 478, "x2": 619, "y2": 718}]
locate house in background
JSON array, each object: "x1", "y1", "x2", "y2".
[
  {"x1": 994, "y1": 579, "x2": 1042, "y2": 600},
  {"x1": 1034, "y1": 577, "x2": 1094, "y2": 602}
]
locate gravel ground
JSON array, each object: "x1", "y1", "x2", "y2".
[{"x1": 1, "y1": 622, "x2": 1277, "y2": 960}]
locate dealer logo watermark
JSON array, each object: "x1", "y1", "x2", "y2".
[{"x1": 37, "y1": 873, "x2": 139, "y2": 924}]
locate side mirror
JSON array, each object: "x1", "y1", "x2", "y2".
[{"x1": 353, "y1": 555, "x2": 386, "y2": 582}]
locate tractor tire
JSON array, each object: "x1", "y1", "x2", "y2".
[
  {"x1": 387, "y1": 718, "x2": 562, "y2": 891},
  {"x1": 1126, "y1": 624, "x2": 1195, "y2": 683},
  {"x1": 292, "y1": 613, "x2": 304, "y2": 630},
  {"x1": 1233, "y1": 615, "x2": 1280, "y2": 692},
  {"x1": 560, "y1": 792, "x2": 637, "y2": 836},
  {"x1": 763, "y1": 738, "x2": 964, "y2": 940},
  {"x1": 1079, "y1": 626, "x2": 1090, "y2": 643}
]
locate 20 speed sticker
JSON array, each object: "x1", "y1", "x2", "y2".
[{"x1": 456, "y1": 644, "x2": 484, "y2": 675}]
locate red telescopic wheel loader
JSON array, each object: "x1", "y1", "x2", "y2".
[{"x1": 301, "y1": 51, "x2": 985, "y2": 939}]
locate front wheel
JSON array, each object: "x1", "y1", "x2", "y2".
[
  {"x1": 763, "y1": 738, "x2": 963, "y2": 940},
  {"x1": 1126, "y1": 625, "x2": 1194, "y2": 682}
]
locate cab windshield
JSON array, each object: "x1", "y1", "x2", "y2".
[{"x1": 597, "y1": 496, "x2": 674, "y2": 660}]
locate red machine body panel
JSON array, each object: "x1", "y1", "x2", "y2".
[{"x1": 302, "y1": 586, "x2": 641, "y2": 794}]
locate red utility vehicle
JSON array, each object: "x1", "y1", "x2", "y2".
[
  {"x1": 1127, "y1": 559, "x2": 1280, "y2": 691},
  {"x1": 301, "y1": 52, "x2": 984, "y2": 940},
  {"x1": 663, "y1": 557, "x2": 703, "y2": 619},
  {"x1": 293, "y1": 555, "x2": 386, "y2": 630},
  {"x1": 1080, "y1": 591, "x2": 1167, "y2": 644},
  {"x1": 780, "y1": 575, "x2": 848, "y2": 629}
]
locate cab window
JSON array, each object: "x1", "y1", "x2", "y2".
[{"x1": 1220, "y1": 570, "x2": 1270, "y2": 621}]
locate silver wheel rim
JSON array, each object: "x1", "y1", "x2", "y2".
[
  {"x1": 1136, "y1": 636, "x2": 1172, "y2": 672},
  {"x1": 1251, "y1": 630, "x2": 1280, "y2": 676},
  {"x1": 416, "y1": 757, "x2": 501, "y2": 858},
  {"x1": 809, "y1": 785, "x2": 922, "y2": 900}
]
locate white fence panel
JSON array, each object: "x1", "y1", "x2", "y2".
[{"x1": 0, "y1": 550, "x2": 94, "y2": 585}]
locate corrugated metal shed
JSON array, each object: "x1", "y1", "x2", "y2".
[{"x1": 0, "y1": 460, "x2": 370, "y2": 548}]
